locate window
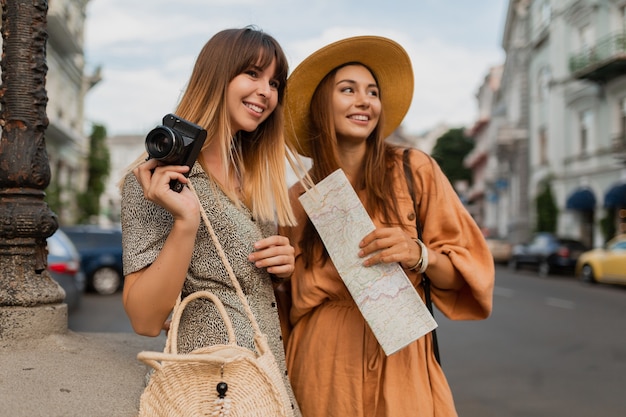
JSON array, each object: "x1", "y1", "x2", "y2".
[
  {"x1": 579, "y1": 25, "x2": 593, "y2": 52},
  {"x1": 533, "y1": 0, "x2": 551, "y2": 34},
  {"x1": 538, "y1": 67, "x2": 551, "y2": 101},
  {"x1": 579, "y1": 110, "x2": 593, "y2": 153},
  {"x1": 539, "y1": 127, "x2": 548, "y2": 165},
  {"x1": 618, "y1": 97, "x2": 626, "y2": 147},
  {"x1": 621, "y1": 98, "x2": 626, "y2": 137},
  {"x1": 540, "y1": 1, "x2": 551, "y2": 27}
]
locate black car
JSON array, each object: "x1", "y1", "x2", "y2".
[
  {"x1": 47, "y1": 229, "x2": 86, "y2": 312},
  {"x1": 508, "y1": 232, "x2": 589, "y2": 276},
  {"x1": 61, "y1": 224, "x2": 124, "y2": 295}
]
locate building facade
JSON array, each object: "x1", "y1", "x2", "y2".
[
  {"x1": 468, "y1": 0, "x2": 532, "y2": 245},
  {"x1": 0, "y1": 0, "x2": 99, "y2": 224},
  {"x1": 528, "y1": 0, "x2": 626, "y2": 246},
  {"x1": 46, "y1": 0, "x2": 101, "y2": 224},
  {"x1": 464, "y1": 65, "x2": 504, "y2": 236},
  {"x1": 101, "y1": 135, "x2": 144, "y2": 225},
  {"x1": 473, "y1": 0, "x2": 626, "y2": 248}
]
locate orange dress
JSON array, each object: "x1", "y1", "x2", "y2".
[{"x1": 279, "y1": 149, "x2": 494, "y2": 417}]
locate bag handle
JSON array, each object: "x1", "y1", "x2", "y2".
[
  {"x1": 186, "y1": 180, "x2": 264, "y2": 339},
  {"x1": 402, "y1": 148, "x2": 441, "y2": 365},
  {"x1": 167, "y1": 290, "x2": 238, "y2": 354}
]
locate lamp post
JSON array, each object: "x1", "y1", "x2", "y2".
[{"x1": 0, "y1": 0, "x2": 64, "y2": 310}]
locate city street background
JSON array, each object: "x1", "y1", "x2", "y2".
[{"x1": 69, "y1": 266, "x2": 626, "y2": 417}]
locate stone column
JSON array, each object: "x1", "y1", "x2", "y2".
[{"x1": 0, "y1": 0, "x2": 65, "y2": 338}]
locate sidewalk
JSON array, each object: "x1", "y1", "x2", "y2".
[{"x1": 0, "y1": 325, "x2": 165, "y2": 416}]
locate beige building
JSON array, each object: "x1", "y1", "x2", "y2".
[
  {"x1": 102, "y1": 135, "x2": 145, "y2": 224},
  {"x1": 464, "y1": 65, "x2": 504, "y2": 234}
]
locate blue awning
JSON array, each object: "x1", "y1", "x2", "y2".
[
  {"x1": 604, "y1": 182, "x2": 626, "y2": 208},
  {"x1": 566, "y1": 188, "x2": 596, "y2": 211}
]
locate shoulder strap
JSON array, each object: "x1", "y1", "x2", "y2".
[
  {"x1": 187, "y1": 180, "x2": 263, "y2": 338},
  {"x1": 402, "y1": 148, "x2": 441, "y2": 365}
]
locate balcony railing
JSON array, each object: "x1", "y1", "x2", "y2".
[
  {"x1": 612, "y1": 133, "x2": 626, "y2": 165},
  {"x1": 569, "y1": 32, "x2": 626, "y2": 83},
  {"x1": 614, "y1": 133, "x2": 626, "y2": 150}
]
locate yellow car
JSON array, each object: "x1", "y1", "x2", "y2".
[{"x1": 576, "y1": 234, "x2": 626, "y2": 285}]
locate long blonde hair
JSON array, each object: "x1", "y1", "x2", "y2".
[{"x1": 122, "y1": 26, "x2": 297, "y2": 226}]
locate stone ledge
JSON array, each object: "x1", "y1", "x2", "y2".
[{"x1": 0, "y1": 304, "x2": 67, "y2": 341}]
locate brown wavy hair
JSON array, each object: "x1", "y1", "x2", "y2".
[{"x1": 300, "y1": 63, "x2": 404, "y2": 267}]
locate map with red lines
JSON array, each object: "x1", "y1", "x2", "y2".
[{"x1": 299, "y1": 169, "x2": 437, "y2": 355}]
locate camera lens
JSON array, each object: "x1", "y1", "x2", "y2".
[{"x1": 145, "y1": 126, "x2": 182, "y2": 163}]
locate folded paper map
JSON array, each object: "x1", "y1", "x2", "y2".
[{"x1": 299, "y1": 169, "x2": 438, "y2": 355}]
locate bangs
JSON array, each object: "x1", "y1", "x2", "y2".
[
  {"x1": 233, "y1": 29, "x2": 288, "y2": 99},
  {"x1": 257, "y1": 41, "x2": 288, "y2": 85}
]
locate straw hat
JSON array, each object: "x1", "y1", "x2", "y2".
[{"x1": 284, "y1": 36, "x2": 414, "y2": 157}]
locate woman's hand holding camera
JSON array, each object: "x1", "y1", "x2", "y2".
[
  {"x1": 248, "y1": 235, "x2": 295, "y2": 280},
  {"x1": 133, "y1": 158, "x2": 201, "y2": 229}
]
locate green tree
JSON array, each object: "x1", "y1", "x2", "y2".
[
  {"x1": 430, "y1": 128, "x2": 474, "y2": 186},
  {"x1": 77, "y1": 124, "x2": 110, "y2": 223},
  {"x1": 535, "y1": 178, "x2": 558, "y2": 233},
  {"x1": 600, "y1": 209, "x2": 616, "y2": 243},
  {"x1": 44, "y1": 181, "x2": 62, "y2": 218}
]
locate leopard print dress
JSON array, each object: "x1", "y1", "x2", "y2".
[{"x1": 121, "y1": 162, "x2": 301, "y2": 416}]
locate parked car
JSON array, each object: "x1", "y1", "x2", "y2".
[
  {"x1": 575, "y1": 234, "x2": 626, "y2": 285},
  {"x1": 47, "y1": 229, "x2": 86, "y2": 312},
  {"x1": 485, "y1": 237, "x2": 513, "y2": 264},
  {"x1": 508, "y1": 232, "x2": 589, "y2": 276},
  {"x1": 61, "y1": 224, "x2": 124, "y2": 295}
]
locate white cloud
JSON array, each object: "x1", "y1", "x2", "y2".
[
  {"x1": 86, "y1": 67, "x2": 183, "y2": 134},
  {"x1": 405, "y1": 37, "x2": 503, "y2": 132},
  {"x1": 83, "y1": 1, "x2": 506, "y2": 137}
]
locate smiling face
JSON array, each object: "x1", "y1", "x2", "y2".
[
  {"x1": 226, "y1": 57, "x2": 280, "y2": 133},
  {"x1": 331, "y1": 64, "x2": 381, "y2": 147}
]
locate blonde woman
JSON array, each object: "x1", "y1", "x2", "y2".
[{"x1": 120, "y1": 27, "x2": 301, "y2": 415}]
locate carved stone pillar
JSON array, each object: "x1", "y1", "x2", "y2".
[{"x1": 0, "y1": 0, "x2": 64, "y2": 307}]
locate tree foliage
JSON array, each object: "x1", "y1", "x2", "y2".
[
  {"x1": 599, "y1": 209, "x2": 617, "y2": 243},
  {"x1": 430, "y1": 127, "x2": 474, "y2": 186},
  {"x1": 535, "y1": 178, "x2": 558, "y2": 233},
  {"x1": 77, "y1": 124, "x2": 110, "y2": 223}
]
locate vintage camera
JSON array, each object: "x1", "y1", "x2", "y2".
[{"x1": 145, "y1": 113, "x2": 207, "y2": 192}]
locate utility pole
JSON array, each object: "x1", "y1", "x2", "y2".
[{"x1": 0, "y1": 0, "x2": 64, "y2": 315}]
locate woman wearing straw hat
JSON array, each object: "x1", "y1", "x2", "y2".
[{"x1": 278, "y1": 36, "x2": 495, "y2": 416}]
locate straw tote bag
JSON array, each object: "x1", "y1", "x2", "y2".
[{"x1": 136, "y1": 182, "x2": 294, "y2": 417}]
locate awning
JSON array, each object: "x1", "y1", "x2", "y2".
[
  {"x1": 604, "y1": 182, "x2": 626, "y2": 208},
  {"x1": 566, "y1": 188, "x2": 596, "y2": 211}
]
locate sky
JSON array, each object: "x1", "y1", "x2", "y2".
[{"x1": 83, "y1": 0, "x2": 508, "y2": 138}]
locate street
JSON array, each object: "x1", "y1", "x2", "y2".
[{"x1": 69, "y1": 266, "x2": 626, "y2": 416}]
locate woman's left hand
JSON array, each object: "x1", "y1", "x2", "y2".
[
  {"x1": 359, "y1": 227, "x2": 421, "y2": 269},
  {"x1": 249, "y1": 235, "x2": 295, "y2": 279}
]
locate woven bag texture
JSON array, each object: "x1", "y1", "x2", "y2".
[{"x1": 136, "y1": 290, "x2": 293, "y2": 417}]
